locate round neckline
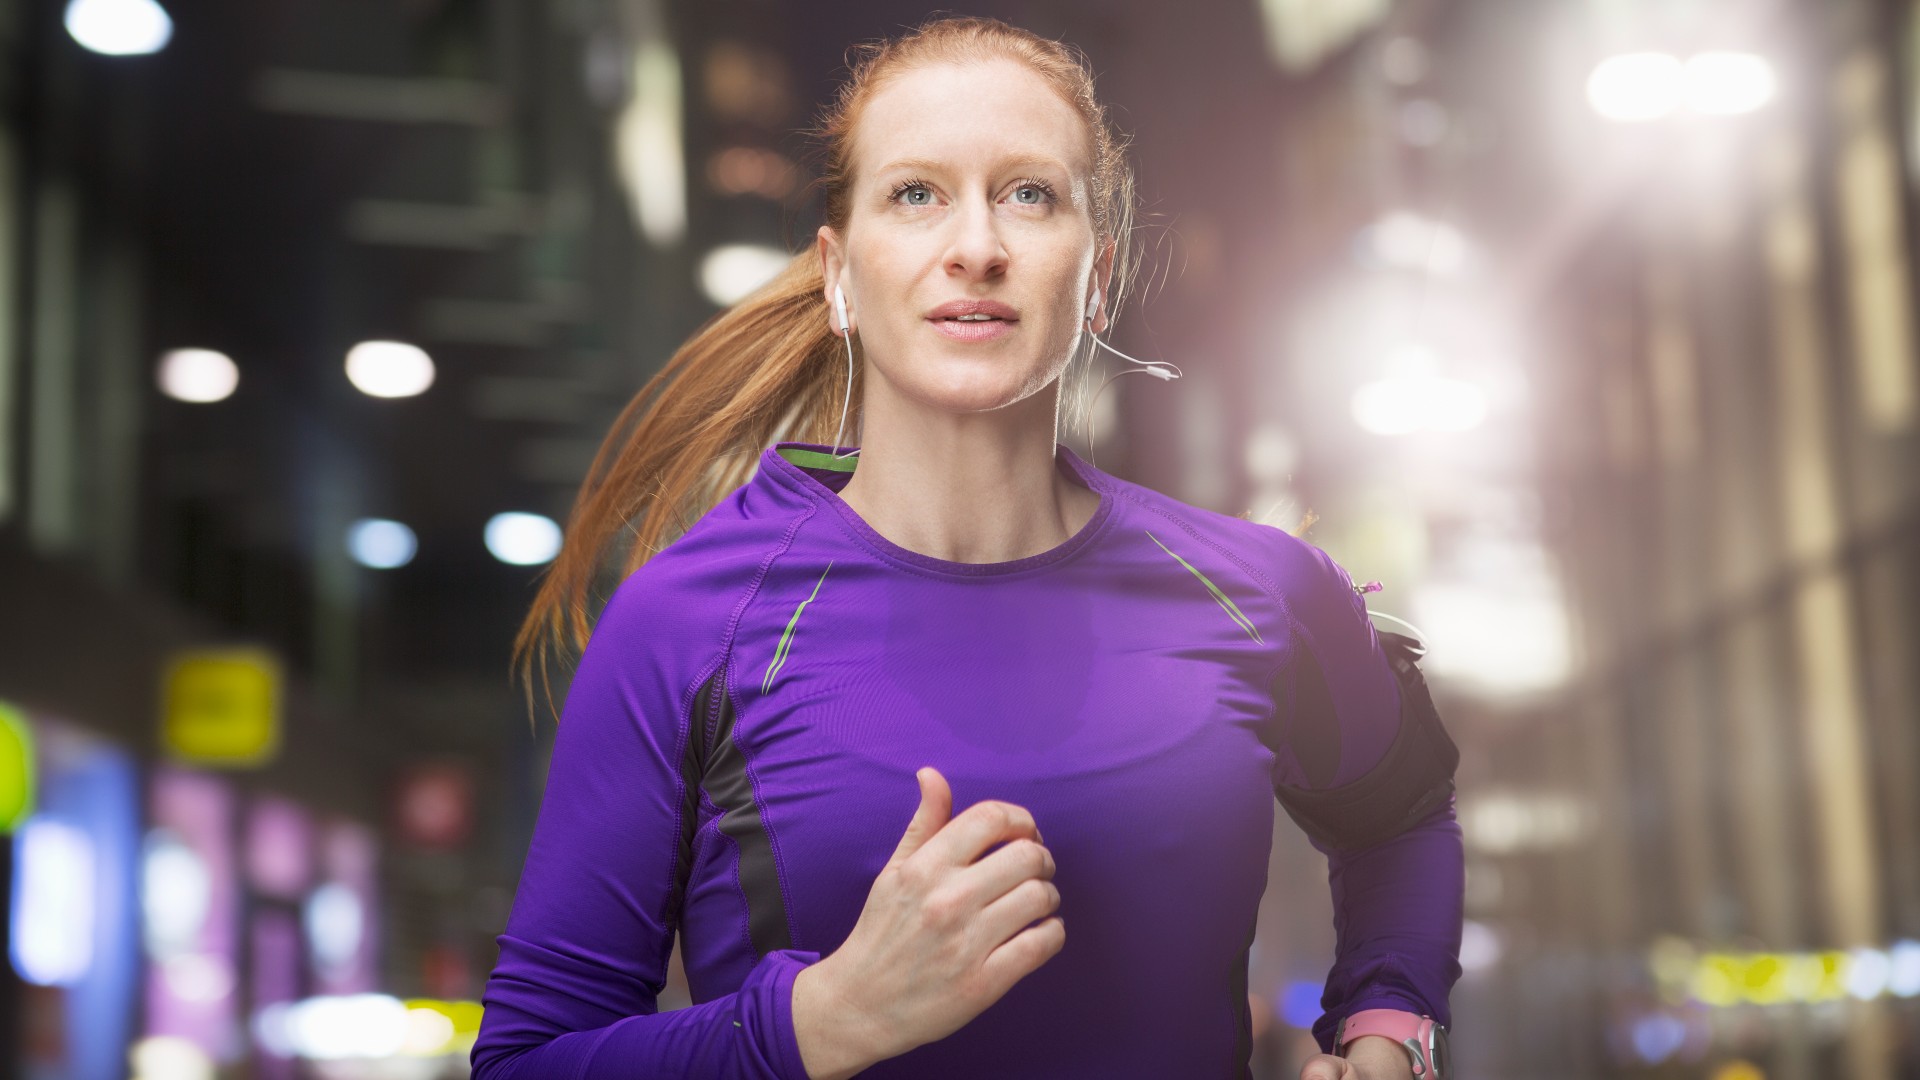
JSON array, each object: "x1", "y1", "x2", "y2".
[{"x1": 760, "y1": 440, "x2": 1117, "y2": 579}]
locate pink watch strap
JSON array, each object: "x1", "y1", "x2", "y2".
[{"x1": 1336, "y1": 1009, "x2": 1440, "y2": 1076}]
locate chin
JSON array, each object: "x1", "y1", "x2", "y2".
[{"x1": 906, "y1": 363, "x2": 1051, "y2": 414}]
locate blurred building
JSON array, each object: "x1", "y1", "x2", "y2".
[{"x1": 1251, "y1": 0, "x2": 1920, "y2": 1077}]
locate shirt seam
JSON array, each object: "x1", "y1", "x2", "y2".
[
  {"x1": 1108, "y1": 485, "x2": 1305, "y2": 735},
  {"x1": 713, "y1": 501, "x2": 819, "y2": 957},
  {"x1": 662, "y1": 655, "x2": 728, "y2": 946}
]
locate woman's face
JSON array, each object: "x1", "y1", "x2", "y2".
[{"x1": 819, "y1": 59, "x2": 1110, "y2": 418}]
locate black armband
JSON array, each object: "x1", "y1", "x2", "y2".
[{"x1": 1275, "y1": 630, "x2": 1460, "y2": 853}]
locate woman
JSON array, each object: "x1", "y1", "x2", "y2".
[{"x1": 472, "y1": 16, "x2": 1462, "y2": 1080}]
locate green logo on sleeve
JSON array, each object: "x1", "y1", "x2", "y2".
[
  {"x1": 762, "y1": 561, "x2": 833, "y2": 694},
  {"x1": 1146, "y1": 531, "x2": 1265, "y2": 645}
]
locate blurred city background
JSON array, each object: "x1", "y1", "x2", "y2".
[{"x1": 2, "y1": 0, "x2": 1917, "y2": 1076}]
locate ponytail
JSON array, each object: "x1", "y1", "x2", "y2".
[{"x1": 511, "y1": 252, "x2": 851, "y2": 722}]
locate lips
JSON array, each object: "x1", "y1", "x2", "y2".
[{"x1": 926, "y1": 299, "x2": 1019, "y2": 323}]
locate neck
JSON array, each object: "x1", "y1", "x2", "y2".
[{"x1": 832, "y1": 382, "x2": 1099, "y2": 565}]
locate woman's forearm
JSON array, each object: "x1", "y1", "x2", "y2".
[{"x1": 791, "y1": 959, "x2": 890, "y2": 1080}]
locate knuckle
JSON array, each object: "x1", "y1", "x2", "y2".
[
  {"x1": 922, "y1": 887, "x2": 962, "y2": 925},
  {"x1": 1021, "y1": 877, "x2": 1051, "y2": 906},
  {"x1": 972, "y1": 803, "x2": 1009, "y2": 833},
  {"x1": 886, "y1": 861, "x2": 924, "y2": 893},
  {"x1": 1022, "y1": 840, "x2": 1049, "y2": 876}
]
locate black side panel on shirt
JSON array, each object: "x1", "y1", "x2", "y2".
[
  {"x1": 700, "y1": 664, "x2": 797, "y2": 956},
  {"x1": 1274, "y1": 631, "x2": 1459, "y2": 853},
  {"x1": 668, "y1": 669, "x2": 718, "y2": 931},
  {"x1": 1232, "y1": 918, "x2": 1256, "y2": 1078}
]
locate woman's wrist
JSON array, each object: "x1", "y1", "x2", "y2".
[
  {"x1": 790, "y1": 958, "x2": 889, "y2": 1080},
  {"x1": 1341, "y1": 1034, "x2": 1417, "y2": 1080}
]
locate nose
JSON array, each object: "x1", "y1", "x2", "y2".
[{"x1": 942, "y1": 197, "x2": 1009, "y2": 283}]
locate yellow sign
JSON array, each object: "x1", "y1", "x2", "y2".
[
  {"x1": 161, "y1": 648, "x2": 281, "y2": 766},
  {"x1": 0, "y1": 700, "x2": 32, "y2": 832}
]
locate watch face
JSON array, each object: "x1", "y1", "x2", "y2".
[{"x1": 1428, "y1": 1024, "x2": 1450, "y2": 1078}]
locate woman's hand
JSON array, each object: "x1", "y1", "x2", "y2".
[
  {"x1": 792, "y1": 766, "x2": 1064, "y2": 1079},
  {"x1": 1299, "y1": 1035, "x2": 1417, "y2": 1080}
]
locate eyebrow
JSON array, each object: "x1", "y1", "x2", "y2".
[{"x1": 873, "y1": 155, "x2": 1076, "y2": 177}]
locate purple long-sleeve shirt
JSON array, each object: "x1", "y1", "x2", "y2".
[{"x1": 473, "y1": 440, "x2": 1463, "y2": 1079}]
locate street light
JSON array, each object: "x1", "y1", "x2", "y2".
[
  {"x1": 1586, "y1": 52, "x2": 1686, "y2": 122},
  {"x1": 1587, "y1": 51, "x2": 1777, "y2": 122},
  {"x1": 64, "y1": 0, "x2": 171, "y2": 56}
]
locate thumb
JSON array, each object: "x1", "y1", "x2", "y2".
[
  {"x1": 1298, "y1": 1054, "x2": 1352, "y2": 1080},
  {"x1": 890, "y1": 766, "x2": 951, "y2": 863}
]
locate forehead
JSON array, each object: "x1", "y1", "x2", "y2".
[{"x1": 850, "y1": 59, "x2": 1093, "y2": 179}]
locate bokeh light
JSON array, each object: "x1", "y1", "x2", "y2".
[
  {"x1": 1685, "y1": 52, "x2": 1776, "y2": 116},
  {"x1": 699, "y1": 244, "x2": 790, "y2": 306},
  {"x1": 346, "y1": 519, "x2": 417, "y2": 570},
  {"x1": 1587, "y1": 52, "x2": 1686, "y2": 123},
  {"x1": 345, "y1": 341, "x2": 435, "y2": 399},
  {"x1": 64, "y1": 0, "x2": 172, "y2": 56},
  {"x1": 484, "y1": 512, "x2": 562, "y2": 566},
  {"x1": 157, "y1": 349, "x2": 239, "y2": 403}
]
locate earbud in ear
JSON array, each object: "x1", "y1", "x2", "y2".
[
  {"x1": 1085, "y1": 285, "x2": 1102, "y2": 323},
  {"x1": 833, "y1": 285, "x2": 850, "y2": 333}
]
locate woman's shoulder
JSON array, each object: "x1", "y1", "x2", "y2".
[
  {"x1": 590, "y1": 490, "x2": 818, "y2": 663},
  {"x1": 1099, "y1": 469, "x2": 1356, "y2": 617}
]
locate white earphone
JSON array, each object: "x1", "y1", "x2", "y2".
[{"x1": 830, "y1": 281, "x2": 857, "y2": 458}]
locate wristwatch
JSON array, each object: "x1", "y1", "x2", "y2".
[{"x1": 1333, "y1": 1009, "x2": 1449, "y2": 1078}]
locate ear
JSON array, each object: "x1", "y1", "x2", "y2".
[
  {"x1": 817, "y1": 225, "x2": 853, "y2": 335},
  {"x1": 1088, "y1": 239, "x2": 1116, "y2": 335}
]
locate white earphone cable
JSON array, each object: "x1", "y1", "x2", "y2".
[
  {"x1": 1084, "y1": 313, "x2": 1180, "y2": 469},
  {"x1": 830, "y1": 324, "x2": 858, "y2": 459}
]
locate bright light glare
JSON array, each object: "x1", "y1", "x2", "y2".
[
  {"x1": 1587, "y1": 52, "x2": 1686, "y2": 122},
  {"x1": 1363, "y1": 212, "x2": 1472, "y2": 277},
  {"x1": 346, "y1": 519, "x2": 417, "y2": 570},
  {"x1": 304, "y1": 881, "x2": 365, "y2": 970},
  {"x1": 65, "y1": 0, "x2": 172, "y2": 56},
  {"x1": 1351, "y1": 373, "x2": 1488, "y2": 435},
  {"x1": 400, "y1": 1007, "x2": 457, "y2": 1055},
  {"x1": 344, "y1": 341, "x2": 435, "y2": 399},
  {"x1": 142, "y1": 829, "x2": 212, "y2": 959},
  {"x1": 1890, "y1": 940, "x2": 1920, "y2": 997},
  {"x1": 162, "y1": 953, "x2": 235, "y2": 1003},
  {"x1": 130, "y1": 1036, "x2": 214, "y2": 1080},
  {"x1": 1413, "y1": 581, "x2": 1572, "y2": 696},
  {"x1": 699, "y1": 244, "x2": 790, "y2": 307},
  {"x1": 1459, "y1": 920, "x2": 1503, "y2": 973},
  {"x1": 1460, "y1": 792, "x2": 1590, "y2": 854},
  {"x1": 1847, "y1": 947, "x2": 1891, "y2": 1000},
  {"x1": 1685, "y1": 52, "x2": 1775, "y2": 115},
  {"x1": 484, "y1": 512, "x2": 562, "y2": 566},
  {"x1": 157, "y1": 349, "x2": 239, "y2": 403},
  {"x1": 286, "y1": 994, "x2": 408, "y2": 1059},
  {"x1": 616, "y1": 41, "x2": 687, "y2": 247},
  {"x1": 11, "y1": 817, "x2": 96, "y2": 986}
]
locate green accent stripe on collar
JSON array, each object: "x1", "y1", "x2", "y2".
[{"x1": 776, "y1": 447, "x2": 859, "y2": 473}]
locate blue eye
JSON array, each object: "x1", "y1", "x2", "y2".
[
  {"x1": 890, "y1": 180, "x2": 935, "y2": 206},
  {"x1": 1011, "y1": 179, "x2": 1056, "y2": 205}
]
